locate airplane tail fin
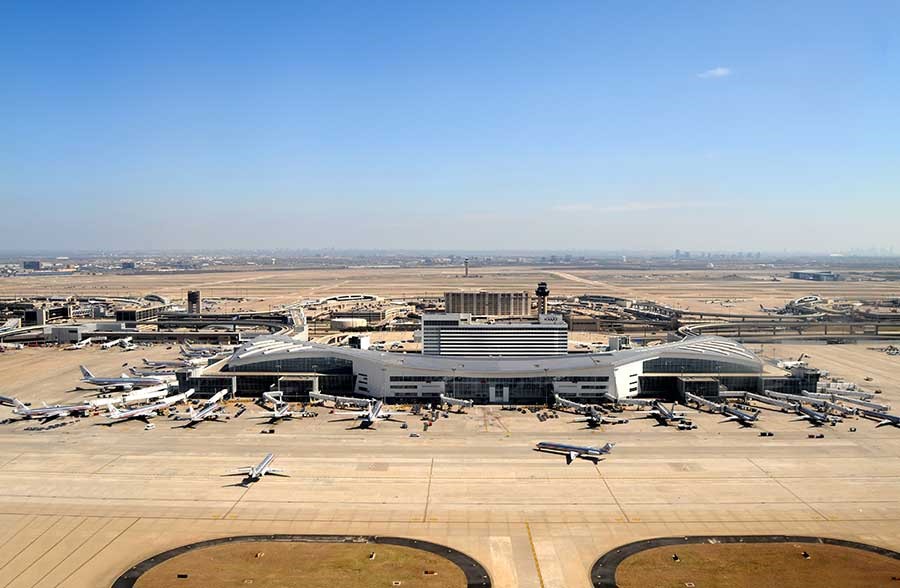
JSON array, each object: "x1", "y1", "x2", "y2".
[
  {"x1": 189, "y1": 406, "x2": 196, "y2": 420},
  {"x1": 603, "y1": 442, "x2": 616, "y2": 452},
  {"x1": 12, "y1": 398, "x2": 27, "y2": 410},
  {"x1": 79, "y1": 365, "x2": 94, "y2": 379},
  {"x1": 107, "y1": 404, "x2": 122, "y2": 418}
]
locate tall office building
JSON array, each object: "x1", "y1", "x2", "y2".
[
  {"x1": 444, "y1": 291, "x2": 532, "y2": 316},
  {"x1": 422, "y1": 313, "x2": 568, "y2": 356}
]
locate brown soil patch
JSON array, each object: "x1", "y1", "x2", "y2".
[
  {"x1": 133, "y1": 541, "x2": 466, "y2": 588},
  {"x1": 615, "y1": 542, "x2": 900, "y2": 588}
]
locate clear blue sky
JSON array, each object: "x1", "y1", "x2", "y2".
[{"x1": 2, "y1": 1, "x2": 898, "y2": 252}]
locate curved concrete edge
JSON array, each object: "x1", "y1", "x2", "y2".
[
  {"x1": 590, "y1": 534, "x2": 900, "y2": 588},
  {"x1": 111, "y1": 534, "x2": 491, "y2": 588}
]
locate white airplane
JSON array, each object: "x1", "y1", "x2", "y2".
[
  {"x1": 106, "y1": 400, "x2": 169, "y2": 423},
  {"x1": 440, "y1": 394, "x2": 474, "y2": 412},
  {"x1": 332, "y1": 400, "x2": 403, "y2": 429},
  {"x1": 129, "y1": 366, "x2": 177, "y2": 377},
  {"x1": 858, "y1": 409, "x2": 900, "y2": 428},
  {"x1": 143, "y1": 357, "x2": 205, "y2": 368},
  {"x1": 535, "y1": 441, "x2": 616, "y2": 464},
  {"x1": 226, "y1": 453, "x2": 287, "y2": 484},
  {"x1": 100, "y1": 337, "x2": 133, "y2": 350},
  {"x1": 66, "y1": 338, "x2": 93, "y2": 350},
  {"x1": 309, "y1": 391, "x2": 373, "y2": 408},
  {"x1": 175, "y1": 402, "x2": 225, "y2": 426},
  {"x1": 10, "y1": 398, "x2": 93, "y2": 421},
  {"x1": 180, "y1": 343, "x2": 229, "y2": 358},
  {"x1": 79, "y1": 365, "x2": 172, "y2": 391}
]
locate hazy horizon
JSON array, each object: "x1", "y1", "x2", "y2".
[{"x1": 3, "y1": 2, "x2": 898, "y2": 252}]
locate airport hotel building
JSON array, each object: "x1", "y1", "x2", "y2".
[{"x1": 179, "y1": 313, "x2": 815, "y2": 404}]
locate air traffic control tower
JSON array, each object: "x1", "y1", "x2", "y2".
[{"x1": 535, "y1": 282, "x2": 550, "y2": 315}]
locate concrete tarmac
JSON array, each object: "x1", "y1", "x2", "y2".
[{"x1": 1, "y1": 349, "x2": 900, "y2": 587}]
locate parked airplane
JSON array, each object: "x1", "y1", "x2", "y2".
[
  {"x1": 332, "y1": 400, "x2": 402, "y2": 429},
  {"x1": 440, "y1": 394, "x2": 474, "y2": 412},
  {"x1": 11, "y1": 399, "x2": 93, "y2": 421},
  {"x1": 686, "y1": 392, "x2": 759, "y2": 426},
  {"x1": 175, "y1": 402, "x2": 225, "y2": 426},
  {"x1": 577, "y1": 406, "x2": 628, "y2": 428},
  {"x1": 100, "y1": 337, "x2": 133, "y2": 350},
  {"x1": 130, "y1": 366, "x2": 177, "y2": 377},
  {"x1": 79, "y1": 365, "x2": 172, "y2": 391},
  {"x1": 261, "y1": 402, "x2": 299, "y2": 422},
  {"x1": 106, "y1": 400, "x2": 169, "y2": 423},
  {"x1": 791, "y1": 404, "x2": 838, "y2": 426},
  {"x1": 180, "y1": 343, "x2": 230, "y2": 358},
  {"x1": 553, "y1": 394, "x2": 628, "y2": 427},
  {"x1": 66, "y1": 338, "x2": 93, "y2": 350},
  {"x1": 858, "y1": 409, "x2": 900, "y2": 428},
  {"x1": 309, "y1": 391, "x2": 373, "y2": 408},
  {"x1": 643, "y1": 400, "x2": 687, "y2": 426},
  {"x1": 535, "y1": 441, "x2": 615, "y2": 464},
  {"x1": 720, "y1": 404, "x2": 761, "y2": 426},
  {"x1": 226, "y1": 453, "x2": 287, "y2": 484},
  {"x1": 143, "y1": 357, "x2": 205, "y2": 368}
]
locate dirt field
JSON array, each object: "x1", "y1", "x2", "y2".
[
  {"x1": 133, "y1": 541, "x2": 466, "y2": 588},
  {"x1": 615, "y1": 542, "x2": 900, "y2": 588}
]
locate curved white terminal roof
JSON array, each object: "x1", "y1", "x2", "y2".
[{"x1": 224, "y1": 335, "x2": 762, "y2": 374}]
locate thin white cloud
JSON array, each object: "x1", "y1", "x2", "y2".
[
  {"x1": 697, "y1": 66, "x2": 731, "y2": 79},
  {"x1": 551, "y1": 201, "x2": 719, "y2": 214}
]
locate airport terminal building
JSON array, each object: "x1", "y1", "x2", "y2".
[{"x1": 177, "y1": 334, "x2": 813, "y2": 405}]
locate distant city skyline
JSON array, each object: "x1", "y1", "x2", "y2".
[{"x1": 2, "y1": 2, "x2": 898, "y2": 252}]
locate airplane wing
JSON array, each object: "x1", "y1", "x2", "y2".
[
  {"x1": 226, "y1": 467, "x2": 253, "y2": 476},
  {"x1": 877, "y1": 420, "x2": 895, "y2": 428},
  {"x1": 267, "y1": 468, "x2": 290, "y2": 477}
]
